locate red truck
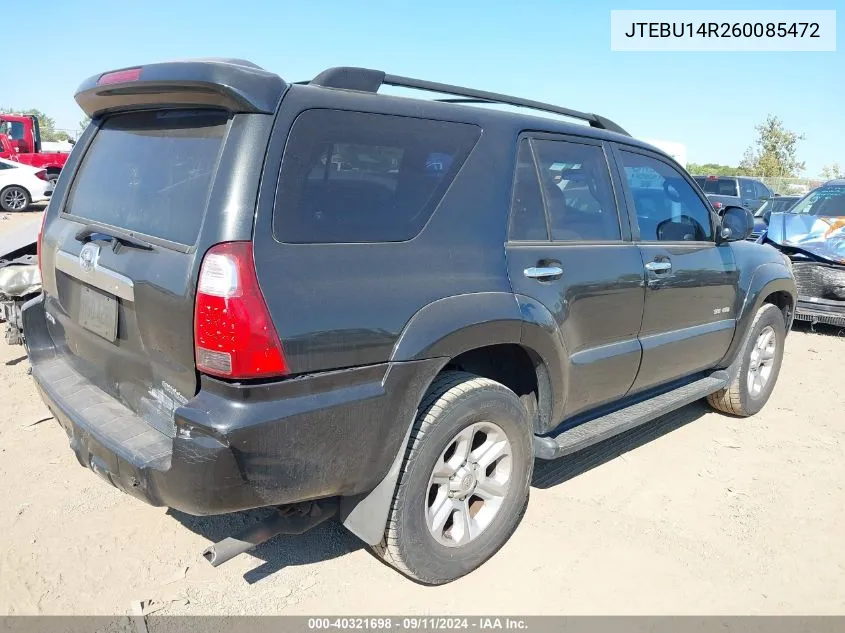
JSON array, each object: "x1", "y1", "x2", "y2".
[{"x1": 0, "y1": 114, "x2": 70, "y2": 186}]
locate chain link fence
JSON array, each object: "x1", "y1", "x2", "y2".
[{"x1": 750, "y1": 176, "x2": 827, "y2": 197}]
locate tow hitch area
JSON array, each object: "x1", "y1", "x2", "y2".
[{"x1": 202, "y1": 500, "x2": 339, "y2": 567}]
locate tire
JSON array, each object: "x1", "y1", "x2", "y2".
[
  {"x1": 707, "y1": 303, "x2": 786, "y2": 417},
  {"x1": 373, "y1": 371, "x2": 533, "y2": 585},
  {"x1": 0, "y1": 186, "x2": 31, "y2": 212}
]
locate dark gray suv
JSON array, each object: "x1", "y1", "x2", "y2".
[{"x1": 24, "y1": 59, "x2": 796, "y2": 585}]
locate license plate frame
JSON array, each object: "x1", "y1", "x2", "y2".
[{"x1": 78, "y1": 285, "x2": 118, "y2": 342}]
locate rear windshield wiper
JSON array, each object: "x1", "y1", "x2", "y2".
[{"x1": 75, "y1": 226, "x2": 154, "y2": 251}]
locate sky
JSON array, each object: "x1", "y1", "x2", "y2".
[{"x1": 7, "y1": 0, "x2": 842, "y2": 176}]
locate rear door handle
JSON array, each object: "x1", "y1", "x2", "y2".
[
  {"x1": 524, "y1": 266, "x2": 563, "y2": 280},
  {"x1": 645, "y1": 261, "x2": 672, "y2": 273}
]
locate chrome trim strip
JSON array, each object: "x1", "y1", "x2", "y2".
[{"x1": 54, "y1": 250, "x2": 135, "y2": 301}]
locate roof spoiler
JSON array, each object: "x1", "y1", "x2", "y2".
[{"x1": 75, "y1": 58, "x2": 286, "y2": 118}]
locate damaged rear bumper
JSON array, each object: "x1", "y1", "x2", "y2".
[{"x1": 22, "y1": 293, "x2": 439, "y2": 516}]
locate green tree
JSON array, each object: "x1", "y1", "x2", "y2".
[
  {"x1": 740, "y1": 115, "x2": 805, "y2": 177},
  {"x1": 78, "y1": 116, "x2": 91, "y2": 137},
  {"x1": 820, "y1": 163, "x2": 844, "y2": 180},
  {"x1": 686, "y1": 162, "x2": 751, "y2": 176},
  {"x1": 0, "y1": 107, "x2": 70, "y2": 142}
]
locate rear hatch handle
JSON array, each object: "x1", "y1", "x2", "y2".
[{"x1": 74, "y1": 226, "x2": 154, "y2": 251}]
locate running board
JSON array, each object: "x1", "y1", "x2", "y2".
[{"x1": 533, "y1": 372, "x2": 729, "y2": 460}]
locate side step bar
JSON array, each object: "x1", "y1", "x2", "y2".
[{"x1": 533, "y1": 372, "x2": 729, "y2": 460}]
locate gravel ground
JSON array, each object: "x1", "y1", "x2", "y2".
[{"x1": 1, "y1": 209, "x2": 843, "y2": 615}]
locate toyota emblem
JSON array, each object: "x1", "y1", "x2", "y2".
[{"x1": 79, "y1": 243, "x2": 100, "y2": 273}]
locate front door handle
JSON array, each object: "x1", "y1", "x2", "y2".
[
  {"x1": 645, "y1": 261, "x2": 672, "y2": 273},
  {"x1": 524, "y1": 265, "x2": 563, "y2": 280}
]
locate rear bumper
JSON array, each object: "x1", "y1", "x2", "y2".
[{"x1": 22, "y1": 294, "x2": 440, "y2": 516}]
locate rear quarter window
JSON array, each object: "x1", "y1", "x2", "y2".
[
  {"x1": 273, "y1": 110, "x2": 481, "y2": 244},
  {"x1": 64, "y1": 110, "x2": 229, "y2": 245}
]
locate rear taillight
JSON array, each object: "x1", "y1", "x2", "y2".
[
  {"x1": 712, "y1": 201, "x2": 723, "y2": 210},
  {"x1": 36, "y1": 210, "x2": 48, "y2": 273},
  {"x1": 35, "y1": 170, "x2": 48, "y2": 181},
  {"x1": 194, "y1": 242, "x2": 288, "y2": 379}
]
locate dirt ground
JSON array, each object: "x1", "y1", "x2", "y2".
[{"x1": 1, "y1": 208, "x2": 843, "y2": 615}]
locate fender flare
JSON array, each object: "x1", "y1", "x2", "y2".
[
  {"x1": 341, "y1": 292, "x2": 567, "y2": 544},
  {"x1": 719, "y1": 262, "x2": 795, "y2": 370},
  {"x1": 390, "y1": 291, "x2": 523, "y2": 361}
]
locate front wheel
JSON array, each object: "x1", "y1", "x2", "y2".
[
  {"x1": 708, "y1": 303, "x2": 786, "y2": 417},
  {"x1": 373, "y1": 371, "x2": 533, "y2": 585}
]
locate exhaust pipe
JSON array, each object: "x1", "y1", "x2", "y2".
[{"x1": 202, "y1": 499, "x2": 338, "y2": 567}]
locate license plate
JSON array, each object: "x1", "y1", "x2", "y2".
[{"x1": 79, "y1": 285, "x2": 118, "y2": 342}]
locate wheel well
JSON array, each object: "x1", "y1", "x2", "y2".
[
  {"x1": 444, "y1": 344, "x2": 549, "y2": 433},
  {"x1": 764, "y1": 290, "x2": 793, "y2": 325}
]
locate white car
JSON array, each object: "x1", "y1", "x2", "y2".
[{"x1": 0, "y1": 157, "x2": 53, "y2": 212}]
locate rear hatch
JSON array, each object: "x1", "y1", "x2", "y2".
[{"x1": 37, "y1": 60, "x2": 285, "y2": 436}]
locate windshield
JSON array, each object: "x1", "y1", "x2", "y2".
[{"x1": 787, "y1": 185, "x2": 845, "y2": 217}]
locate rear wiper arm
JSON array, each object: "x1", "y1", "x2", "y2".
[{"x1": 74, "y1": 226, "x2": 154, "y2": 251}]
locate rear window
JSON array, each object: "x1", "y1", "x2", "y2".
[
  {"x1": 701, "y1": 177, "x2": 739, "y2": 197},
  {"x1": 273, "y1": 109, "x2": 481, "y2": 243},
  {"x1": 64, "y1": 110, "x2": 229, "y2": 245}
]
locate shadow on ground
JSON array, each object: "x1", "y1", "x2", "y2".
[
  {"x1": 169, "y1": 400, "x2": 710, "y2": 582},
  {"x1": 532, "y1": 401, "x2": 708, "y2": 489},
  {"x1": 168, "y1": 507, "x2": 363, "y2": 584}
]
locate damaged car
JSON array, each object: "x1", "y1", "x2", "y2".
[
  {"x1": 761, "y1": 180, "x2": 845, "y2": 327},
  {"x1": 0, "y1": 212, "x2": 42, "y2": 344}
]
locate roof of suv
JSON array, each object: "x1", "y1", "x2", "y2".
[{"x1": 75, "y1": 58, "x2": 662, "y2": 159}]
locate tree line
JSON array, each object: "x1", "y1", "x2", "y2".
[{"x1": 682, "y1": 114, "x2": 841, "y2": 181}]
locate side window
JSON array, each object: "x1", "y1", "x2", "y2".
[
  {"x1": 8, "y1": 122, "x2": 25, "y2": 141},
  {"x1": 531, "y1": 139, "x2": 621, "y2": 241},
  {"x1": 619, "y1": 150, "x2": 714, "y2": 242},
  {"x1": 740, "y1": 178, "x2": 756, "y2": 200},
  {"x1": 508, "y1": 139, "x2": 548, "y2": 241},
  {"x1": 755, "y1": 181, "x2": 771, "y2": 200},
  {"x1": 274, "y1": 110, "x2": 481, "y2": 244}
]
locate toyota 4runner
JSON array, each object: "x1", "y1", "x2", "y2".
[{"x1": 24, "y1": 59, "x2": 797, "y2": 585}]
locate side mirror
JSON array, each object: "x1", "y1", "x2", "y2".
[{"x1": 719, "y1": 206, "x2": 755, "y2": 242}]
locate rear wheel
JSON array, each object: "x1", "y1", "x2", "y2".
[
  {"x1": 0, "y1": 186, "x2": 31, "y2": 212},
  {"x1": 707, "y1": 303, "x2": 786, "y2": 417},
  {"x1": 373, "y1": 371, "x2": 533, "y2": 585}
]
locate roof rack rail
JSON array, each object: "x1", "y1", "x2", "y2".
[{"x1": 308, "y1": 67, "x2": 630, "y2": 136}]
